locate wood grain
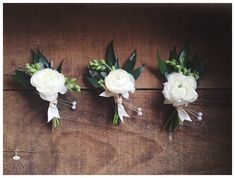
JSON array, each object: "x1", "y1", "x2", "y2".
[
  {"x1": 3, "y1": 3, "x2": 232, "y2": 175},
  {"x1": 3, "y1": 90, "x2": 232, "y2": 174},
  {"x1": 3, "y1": 4, "x2": 232, "y2": 89}
]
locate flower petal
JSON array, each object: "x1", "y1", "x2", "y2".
[
  {"x1": 122, "y1": 92, "x2": 129, "y2": 99},
  {"x1": 40, "y1": 93, "x2": 58, "y2": 102},
  {"x1": 59, "y1": 85, "x2": 67, "y2": 94}
]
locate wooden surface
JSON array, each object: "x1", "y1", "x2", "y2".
[{"x1": 3, "y1": 4, "x2": 232, "y2": 175}]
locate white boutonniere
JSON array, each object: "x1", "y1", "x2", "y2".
[
  {"x1": 157, "y1": 44, "x2": 206, "y2": 138},
  {"x1": 86, "y1": 41, "x2": 144, "y2": 124},
  {"x1": 12, "y1": 50, "x2": 81, "y2": 128}
]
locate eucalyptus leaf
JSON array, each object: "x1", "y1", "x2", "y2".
[
  {"x1": 105, "y1": 41, "x2": 116, "y2": 67},
  {"x1": 131, "y1": 64, "x2": 145, "y2": 80},
  {"x1": 123, "y1": 50, "x2": 136, "y2": 73},
  {"x1": 86, "y1": 76, "x2": 100, "y2": 88}
]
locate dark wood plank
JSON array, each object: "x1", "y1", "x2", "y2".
[
  {"x1": 3, "y1": 4, "x2": 232, "y2": 89},
  {"x1": 51, "y1": 90, "x2": 231, "y2": 174},
  {"x1": 3, "y1": 151, "x2": 56, "y2": 175},
  {"x1": 3, "y1": 91, "x2": 53, "y2": 152},
  {"x1": 3, "y1": 90, "x2": 231, "y2": 174}
]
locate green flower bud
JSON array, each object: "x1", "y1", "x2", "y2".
[
  {"x1": 67, "y1": 83, "x2": 73, "y2": 89},
  {"x1": 92, "y1": 59, "x2": 98, "y2": 63},
  {"x1": 29, "y1": 68, "x2": 37, "y2": 73},
  {"x1": 74, "y1": 84, "x2": 80, "y2": 90},
  {"x1": 94, "y1": 63, "x2": 99, "y2": 67},
  {"x1": 96, "y1": 66, "x2": 102, "y2": 71},
  {"x1": 89, "y1": 61, "x2": 94, "y2": 66},
  {"x1": 183, "y1": 68, "x2": 187, "y2": 74},
  {"x1": 25, "y1": 63, "x2": 30, "y2": 69},
  {"x1": 35, "y1": 63, "x2": 41, "y2": 70},
  {"x1": 171, "y1": 61, "x2": 176, "y2": 65},
  {"x1": 100, "y1": 59, "x2": 105, "y2": 64},
  {"x1": 71, "y1": 78, "x2": 76, "y2": 83},
  {"x1": 76, "y1": 88, "x2": 81, "y2": 92},
  {"x1": 176, "y1": 65, "x2": 181, "y2": 69},
  {"x1": 101, "y1": 66, "x2": 106, "y2": 71},
  {"x1": 98, "y1": 79, "x2": 104, "y2": 83}
]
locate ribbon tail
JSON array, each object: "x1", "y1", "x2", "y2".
[
  {"x1": 176, "y1": 107, "x2": 192, "y2": 122},
  {"x1": 117, "y1": 104, "x2": 129, "y2": 122},
  {"x1": 99, "y1": 90, "x2": 114, "y2": 97},
  {"x1": 47, "y1": 103, "x2": 60, "y2": 123}
]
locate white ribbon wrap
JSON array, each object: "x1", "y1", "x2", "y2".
[
  {"x1": 176, "y1": 106, "x2": 192, "y2": 122},
  {"x1": 47, "y1": 100, "x2": 60, "y2": 123},
  {"x1": 99, "y1": 90, "x2": 129, "y2": 122},
  {"x1": 164, "y1": 99, "x2": 192, "y2": 123}
]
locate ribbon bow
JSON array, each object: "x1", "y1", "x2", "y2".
[{"x1": 99, "y1": 90, "x2": 129, "y2": 122}]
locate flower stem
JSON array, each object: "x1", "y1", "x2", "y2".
[
  {"x1": 53, "y1": 117, "x2": 59, "y2": 128},
  {"x1": 104, "y1": 63, "x2": 113, "y2": 71},
  {"x1": 112, "y1": 107, "x2": 119, "y2": 125}
]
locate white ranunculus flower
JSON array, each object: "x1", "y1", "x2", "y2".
[
  {"x1": 104, "y1": 69, "x2": 135, "y2": 99},
  {"x1": 162, "y1": 72, "x2": 198, "y2": 107},
  {"x1": 30, "y1": 68, "x2": 67, "y2": 102}
]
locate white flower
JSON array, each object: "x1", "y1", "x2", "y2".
[
  {"x1": 104, "y1": 69, "x2": 135, "y2": 99},
  {"x1": 162, "y1": 72, "x2": 198, "y2": 106},
  {"x1": 30, "y1": 68, "x2": 67, "y2": 102}
]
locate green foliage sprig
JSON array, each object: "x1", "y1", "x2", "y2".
[
  {"x1": 157, "y1": 44, "x2": 206, "y2": 131},
  {"x1": 86, "y1": 41, "x2": 145, "y2": 125}
]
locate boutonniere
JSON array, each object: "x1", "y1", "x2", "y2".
[
  {"x1": 157, "y1": 44, "x2": 206, "y2": 137},
  {"x1": 86, "y1": 41, "x2": 145, "y2": 124},
  {"x1": 12, "y1": 50, "x2": 81, "y2": 128}
]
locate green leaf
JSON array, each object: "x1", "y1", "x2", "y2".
[
  {"x1": 123, "y1": 50, "x2": 136, "y2": 73},
  {"x1": 131, "y1": 64, "x2": 145, "y2": 80},
  {"x1": 31, "y1": 50, "x2": 39, "y2": 63},
  {"x1": 56, "y1": 60, "x2": 63, "y2": 73},
  {"x1": 189, "y1": 53, "x2": 206, "y2": 80},
  {"x1": 114, "y1": 58, "x2": 120, "y2": 69},
  {"x1": 12, "y1": 70, "x2": 32, "y2": 88},
  {"x1": 105, "y1": 41, "x2": 116, "y2": 67},
  {"x1": 163, "y1": 109, "x2": 176, "y2": 129},
  {"x1": 178, "y1": 44, "x2": 189, "y2": 66},
  {"x1": 169, "y1": 46, "x2": 178, "y2": 60},
  {"x1": 157, "y1": 53, "x2": 169, "y2": 78},
  {"x1": 86, "y1": 76, "x2": 100, "y2": 88},
  {"x1": 37, "y1": 50, "x2": 51, "y2": 68}
]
